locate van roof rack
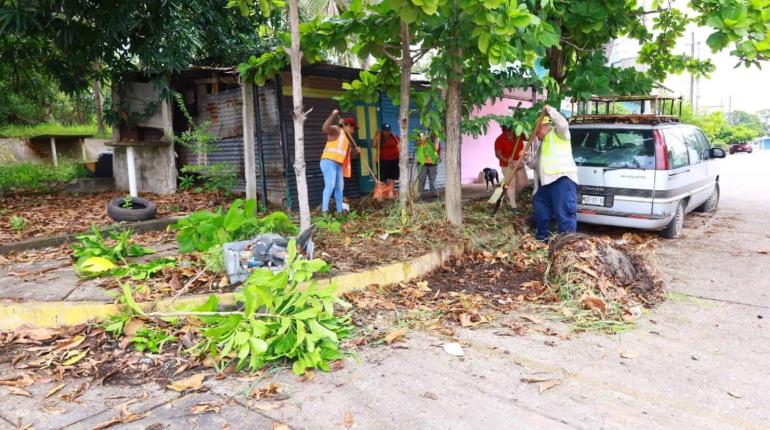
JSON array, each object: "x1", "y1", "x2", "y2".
[{"x1": 569, "y1": 95, "x2": 682, "y2": 125}]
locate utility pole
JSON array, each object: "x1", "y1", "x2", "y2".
[
  {"x1": 689, "y1": 32, "x2": 695, "y2": 106},
  {"x1": 727, "y1": 95, "x2": 732, "y2": 123},
  {"x1": 695, "y1": 41, "x2": 701, "y2": 115}
]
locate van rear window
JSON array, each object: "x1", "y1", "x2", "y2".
[{"x1": 570, "y1": 129, "x2": 655, "y2": 169}]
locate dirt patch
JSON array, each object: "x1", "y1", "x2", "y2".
[
  {"x1": 314, "y1": 202, "x2": 463, "y2": 273},
  {"x1": 0, "y1": 190, "x2": 233, "y2": 244},
  {"x1": 426, "y1": 253, "x2": 540, "y2": 295}
]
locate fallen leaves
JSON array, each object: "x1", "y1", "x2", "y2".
[
  {"x1": 343, "y1": 411, "x2": 356, "y2": 429},
  {"x1": 383, "y1": 327, "x2": 408, "y2": 345},
  {"x1": 582, "y1": 296, "x2": 608, "y2": 315},
  {"x1": 4, "y1": 386, "x2": 32, "y2": 397},
  {"x1": 45, "y1": 383, "x2": 66, "y2": 398},
  {"x1": 190, "y1": 401, "x2": 223, "y2": 415},
  {"x1": 521, "y1": 377, "x2": 562, "y2": 393},
  {"x1": 167, "y1": 373, "x2": 207, "y2": 392},
  {"x1": 91, "y1": 404, "x2": 151, "y2": 430},
  {"x1": 60, "y1": 382, "x2": 89, "y2": 402},
  {"x1": 249, "y1": 383, "x2": 283, "y2": 400},
  {"x1": 619, "y1": 351, "x2": 639, "y2": 359}
]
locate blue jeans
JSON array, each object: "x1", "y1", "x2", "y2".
[
  {"x1": 320, "y1": 158, "x2": 344, "y2": 213},
  {"x1": 533, "y1": 176, "x2": 577, "y2": 241}
]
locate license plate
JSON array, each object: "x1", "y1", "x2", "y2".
[{"x1": 581, "y1": 194, "x2": 605, "y2": 206}]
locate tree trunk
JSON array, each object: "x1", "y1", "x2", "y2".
[
  {"x1": 287, "y1": 0, "x2": 311, "y2": 231},
  {"x1": 92, "y1": 64, "x2": 105, "y2": 135},
  {"x1": 93, "y1": 80, "x2": 105, "y2": 135},
  {"x1": 444, "y1": 30, "x2": 463, "y2": 226},
  {"x1": 398, "y1": 20, "x2": 413, "y2": 208}
]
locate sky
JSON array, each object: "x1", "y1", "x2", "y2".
[{"x1": 610, "y1": 4, "x2": 769, "y2": 114}]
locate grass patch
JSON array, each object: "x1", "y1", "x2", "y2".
[
  {"x1": 0, "y1": 161, "x2": 87, "y2": 194},
  {"x1": 0, "y1": 123, "x2": 100, "y2": 138}
]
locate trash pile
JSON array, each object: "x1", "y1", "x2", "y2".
[
  {"x1": 543, "y1": 232, "x2": 664, "y2": 331},
  {"x1": 223, "y1": 226, "x2": 315, "y2": 285}
]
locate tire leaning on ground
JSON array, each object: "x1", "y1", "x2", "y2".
[
  {"x1": 106, "y1": 196, "x2": 157, "y2": 222},
  {"x1": 695, "y1": 184, "x2": 720, "y2": 213},
  {"x1": 660, "y1": 201, "x2": 686, "y2": 239}
]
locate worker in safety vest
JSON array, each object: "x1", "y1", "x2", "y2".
[
  {"x1": 373, "y1": 124, "x2": 400, "y2": 183},
  {"x1": 321, "y1": 109, "x2": 359, "y2": 213},
  {"x1": 494, "y1": 125, "x2": 527, "y2": 211},
  {"x1": 526, "y1": 105, "x2": 578, "y2": 241},
  {"x1": 415, "y1": 132, "x2": 440, "y2": 197}
]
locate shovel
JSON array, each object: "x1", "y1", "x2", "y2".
[{"x1": 489, "y1": 109, "x2": 547, "y2": 215}]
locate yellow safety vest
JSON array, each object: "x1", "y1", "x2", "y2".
[
  {"x1": 541, "y1": 130, "x2": 577, "y2": 175},
  {"x1": 322, "y1": 132, "x2": 350, "y2": 164}
]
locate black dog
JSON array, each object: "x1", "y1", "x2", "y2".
[{"x1": 483, "y1": 168, "x2": 499, "y2": 190}]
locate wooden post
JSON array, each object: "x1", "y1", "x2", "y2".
[
  {"x1": 242, "y1": 82, "x2": 257, "y2": 201},
  {"x1": 81, "y1": 138, "x2": 87, "y2": 161},
  {"x1": 50, "y1": 137, "x2": 58, "y2": 166}
]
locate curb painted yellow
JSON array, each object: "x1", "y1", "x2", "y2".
[{"x1": 0, "y1": 244, "x2": 464, "y2": 331}]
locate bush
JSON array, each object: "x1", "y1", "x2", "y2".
[
  {"x1": 172, "y1": 198, "x2": 298, "y2": 253},
  {"x1": 0, "y1": 161, "x2": 86, "y2": 194}
]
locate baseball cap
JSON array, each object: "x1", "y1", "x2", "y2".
[
  {"x1": 342, "y1": 117, "x2": 359, "y2": 129},
  {"x1": 382, "y1": 123, "x2": 391, "y2": 131}
]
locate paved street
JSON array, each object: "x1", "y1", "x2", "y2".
[{"x1": 1, "y1": 151, "x2": 769, "y2": 430}]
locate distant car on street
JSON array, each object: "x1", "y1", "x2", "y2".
[{"x1": 729, "y1": 142, "x2": 753, "y2": 154}]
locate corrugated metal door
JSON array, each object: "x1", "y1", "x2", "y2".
[
  {"x1": 378, "y1": 94, "x2": 445, "y2": 190},
  {"x1": 282, "y1": 95, "x2": 360, "y2": 210}
]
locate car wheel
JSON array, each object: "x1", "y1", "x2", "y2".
[
  {"x1": 106, "y1": 196, "x2": 157, "y2": 222},
  {"x1": 660, "y1": 201, "x2": 685, "y2": 239},
  {"x1": 695, "y1": 184, "x2": 719, "y2": 213}
]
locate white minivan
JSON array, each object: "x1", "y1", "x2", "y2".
[{"x1": 570, "y1": 121, "x2": 726, "y2": 238}]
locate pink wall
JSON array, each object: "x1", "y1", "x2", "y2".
[{"x1": 461, "y1": 90, "x2": 534, "y2": 184}]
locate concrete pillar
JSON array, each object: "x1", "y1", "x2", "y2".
[
  {"x1": 160, "y1": 97, "x2": 177, "y2": 194},
  {"x1": 50, "y1": 137, "x2": 58, "y2": 166},
  {"x1": 242, "y1": 82, "x2": 257, "y2": 201},
  {"x1": 126, "y1": 146, "x2": 138, "y2": 197}
]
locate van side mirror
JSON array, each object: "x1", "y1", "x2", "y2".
[{"x1": 710, "y1": 147, "x2": 726, "y2": 159}]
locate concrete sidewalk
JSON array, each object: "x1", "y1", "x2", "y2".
[{"x1": 2, "y1": 155, "x2": 769, "y2": 429}]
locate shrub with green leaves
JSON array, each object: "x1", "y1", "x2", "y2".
[
  {"x1": 9, "y1": 215, "x2": 27, "y2": 232},
  {"x1": 0, "y1": 161, "x2": 86, "y2": 194},
  {"x1": 190, "y1": 240, "x2": 352, "y2": 374},
  {"x1": 71, "y1": 226, "x2": 155, "y2": 266},
  {"x1": 172, "y1": 199, "x2": 298, "y2": 253}
]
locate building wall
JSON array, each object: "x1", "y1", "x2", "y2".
[
  {"x1": 461, "y1": 92, "x2": 535, "y2": 184},
  {"x1": 113, "y1": 144, "x2": 176, "y2": 195},
  {"x1": 0, "y1": 138, "x2": 39, "y2": 164}
]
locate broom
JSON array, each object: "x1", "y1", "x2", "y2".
[{"x1": 488, "y1": 109, "x2": 547, "y2": 215}]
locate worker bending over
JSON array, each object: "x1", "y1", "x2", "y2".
[{"x1": 526, "y1": 105, "x2": 578, "y2": 241}]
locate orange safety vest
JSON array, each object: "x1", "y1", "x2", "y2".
[{"x1": 322, "y1": 131, "x2": 353, "y2": 178}]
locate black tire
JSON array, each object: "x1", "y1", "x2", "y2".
[
  {"x1": 695, "y1": 184, "x2": 719, "y2": 213},
  {"x1": 660, "y1": 201, "x2": 685, "y2": 239},
  {"x1": 107, "y1": 196, "x2": 157, "y2": 222}
]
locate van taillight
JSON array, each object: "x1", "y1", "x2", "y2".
[{"x1": 654, "y1": 129, "x2": 669, "y2": 170}]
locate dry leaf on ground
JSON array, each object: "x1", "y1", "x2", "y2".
[
  {"x1": 45, "y1": 383, "x2": 66, "y2": 398},
  {"x1": 5, "y1": 386, "x2": 32, "y2": 397},
  {"x1": 383, "y1": 327, "x2": 408, "y2": 344},
  {"x1": 249, "y1": 383, "x2": 281, "y2": 400},
  {"x1": 620, "y1": 351, "x2": 639, "y2": 359},
  {"x1": 343, "y1": 411, "x2": 355, "y2": 429},
  {"x1": 190, "y1": 402, "x2": 222, "y2": 415},
  {"x1": 167, "y1": 373, "x2": 207, "y2": 392}
]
